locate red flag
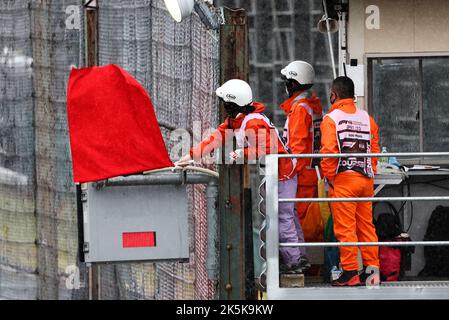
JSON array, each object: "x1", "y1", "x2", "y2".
[{"x1": 67, "y1": 64, "x2": 173, "y2": 183}]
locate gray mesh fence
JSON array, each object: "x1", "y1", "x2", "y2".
[
  {"x1": 97, "y1": 0, "x2": 219, "y2": 300},
  {"x1": 4, "y1": 0, "x2": 332, "y2": 300},
  {"x1": 31, "y1": 0, "x2": 87, "y2": 300},
  {"x1": 1, "y1": 0, "x2": 37, "y2": 300},
  {"x1": 1, "y1": 0, "x2": 218, "y2": 300}
]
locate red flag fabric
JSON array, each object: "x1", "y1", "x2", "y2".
[{"x1": 67, "y1": 64, "x2": 173, "y2": 183}]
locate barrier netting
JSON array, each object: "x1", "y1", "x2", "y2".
[
  {"x1": 0, "y1": 0, "x2": 218, "y2": 300},
  {"x1": 0, "y1": 0, "x2": 333, "y2": 300}
]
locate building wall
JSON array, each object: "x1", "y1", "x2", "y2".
[
  {"x1": 348, "y1": 0, "x2": 449, "y2": 110},
  {"x1": 348, "y1": 0, "x2": 449, "y2": 277}
]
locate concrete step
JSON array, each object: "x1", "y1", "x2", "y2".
[{"x1": 280, "y1": 274, "x2": 305, "y2": 288}]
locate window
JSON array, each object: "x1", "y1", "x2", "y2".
[{"x1": 368, "y1": 57, "x2": 449, "y2": 160}]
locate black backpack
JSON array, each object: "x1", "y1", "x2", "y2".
[
  {"x1": 419, "y1": 206, "x2": 449, "y2": 278},
  {"x1": 373, "y1": 202, "x2": 402, "y2": 240}
]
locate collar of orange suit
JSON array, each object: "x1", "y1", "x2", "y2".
[
  {"x1": 279, "y1": 91, "x2": 306, "y2": 114},
  {"x1": 329, "y1": 98, "x2": 357, "y2": 113},
  {"x1": 226, "y1": 101, "x2": 266, "y2": 128}
]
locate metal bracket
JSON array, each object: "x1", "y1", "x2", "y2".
[
  {"x1": 218, "y1": 7, "x2": 226, "y2": 25},
  {"x1": 181, "y1": 170, "x2": 187, "y2": 185},
  {"x1": 94, "y1": 180, "x2": 107, "y2": 190},
  {"x1": 81, "y1": 189, "x2": 88, "y2": 202}
]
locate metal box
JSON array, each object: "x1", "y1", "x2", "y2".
[{"x1": 82, "y1": 183, "x2": 189, "y2": 263}]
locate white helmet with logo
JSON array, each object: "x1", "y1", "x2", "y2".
[
  {"x1": 216, "y1": 79, "x2": 253, "y2": 107},
  {"x1": 281, "y1": 61, "x2": 315, "y2": 85}
]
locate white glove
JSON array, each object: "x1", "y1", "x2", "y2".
[
  {"x1": 229, "y1": 149, "x2": 244, "y2": 163},
  {"x1": 175, "y1": 154, "x2": 193, "y2": 167}
]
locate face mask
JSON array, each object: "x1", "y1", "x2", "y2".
[
  {"x1": 285, "y1": 78, "x2": 303, "y2": 98},
  {"x1": 285, "y1": 80, "x2": 296, "y2": 98}
]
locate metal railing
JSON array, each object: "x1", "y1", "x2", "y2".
[{"x1": 262, "y1": 152, "x2": 449, "y2": 300}]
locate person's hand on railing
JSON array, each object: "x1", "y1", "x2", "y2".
[{"x1": 229, "y1": 149, "x2": 244, "y2": 163}]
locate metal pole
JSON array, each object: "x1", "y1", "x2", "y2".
[
  {"x1": 264, "y1": 155, "x2": 280, "y2": 294},
  {"x1": 219, "y1": 7, "x2": 253, "y2": 300},
  {"x1": 323, "y1": 0, "x2": 337, "y2": 78},
  {"x1": 85, "y1": 0, "x2": 98, "y2": 68},
  {"x1": 206, "y1": 179, "x2": 219, "y2": 293},
  {"x1": 276, "y1": 152, "x2": 449, "y2": 158},
  {"x1": 338, "y1": 11, "x2": 341, "y2": 76},
  {"x1": 280, "y1": 196, "x2": 449, "y2": 203},
  {"x1": 84, "y1": 0, "x2": 99, "y2": 301},
  {"x1": 279, "y1": 241, "x2": 449, "y2": 247},
  {"x1": 97, "y1": 172, "x2": 217, "y2": 187}
]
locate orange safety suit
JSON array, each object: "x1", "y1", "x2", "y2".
[
  {"x1": 190, "y1": 102, "x2": 295, "y2": 180},
  {"x1": 320, "y1": 98, "x2": 380, "y2": 271},
  {"x1": 280, "y1": 92, "x2": 323, "y2": 221}
]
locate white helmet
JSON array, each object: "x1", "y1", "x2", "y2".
[
  {"x1": 216, "y1": 79, "x2": 253, "y2": 107},
  {"x1": 280, "y1": 61, "x2": 315, "y2": 85}
]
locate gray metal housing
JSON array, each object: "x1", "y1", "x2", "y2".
[{"x1": 82, "y1": 171, "x2": 218, "y2": 266}]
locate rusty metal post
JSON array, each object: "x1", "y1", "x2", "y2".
[
  {"x1": 85, "y1": 0, "x2": 98, "y2": 68},
  {"x1": 82, "y1": 0, "x2": 100, "y2": 300},
  {"x1": 218, "y1": 7, "x2": 254, "y2": 300}
]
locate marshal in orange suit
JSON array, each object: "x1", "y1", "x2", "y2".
[
  {"x1": 279, "y1": 61, "x2": 323, "y2": 225},
  {"x1": 320, "y1": 76, "x2": 380, "y2": 287}
]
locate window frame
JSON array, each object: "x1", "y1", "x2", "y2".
[{"x1": 366, "y1": 53, "x2": 449, "y2": 165}]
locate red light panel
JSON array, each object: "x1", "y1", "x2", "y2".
[{"x1": 122, "y1": 232, "x2": 156, "y2": 248}]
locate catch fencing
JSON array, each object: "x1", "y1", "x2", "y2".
[{"x1": 0, "y1": 0, "x2": 219, "y2": 300}]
